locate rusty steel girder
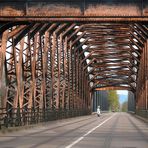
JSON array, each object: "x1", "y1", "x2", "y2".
[{"x1": 0, "y1": 0, "x2": 148, "y2": 22}]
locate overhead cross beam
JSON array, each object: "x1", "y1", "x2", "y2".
[{"x1": 0, "y1": 0, "x2": 148, "y2": 22}]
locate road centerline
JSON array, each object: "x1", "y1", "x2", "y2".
[{"x1": 65, "y1": 113, "x2": 116, "y2": 148}]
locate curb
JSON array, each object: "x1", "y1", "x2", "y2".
[
  {"x1": 0, "y1": 114, "x2": 94, "y2": 135},
  {"x1": 0, "y1": 124, "x2": 37, "y2": 136},
  {"x1": 128, "y1": 112, "x2": 148, "y2": 123},
  {"x1": 134, "y1": 114, "x2": 148, "y2": 123}
]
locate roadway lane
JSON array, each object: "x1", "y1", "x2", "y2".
[{"x1": 0, "y1": 112, "x2": 148, "y2": 148}]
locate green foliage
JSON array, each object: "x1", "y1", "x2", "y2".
[
  {"x1": 108, "y1": 90, "x2": 119, "y2": 111},
  {"x1": 121, "y1": 101, "x2": 128, "y2": 112}
]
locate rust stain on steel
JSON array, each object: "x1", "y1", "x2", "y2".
[
  {"x1": 0, "y1": 4, "x2": 25, "y2": 16},
  {"x1": 0, "y1": 1, "x2": 147, "y2": 17},
  {"x1": 28, "y1": 3, "x2": 81, "y2": 16},
  {"x1": 85, "y1": 4, "x2": 141, "y2": 16}
]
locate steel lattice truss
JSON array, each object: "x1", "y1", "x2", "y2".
[
  {"x1": 0, "y1": 22, "x2": 148, "y2": 113},
  {"x1": 84, "y1": 23, "x2": 147, "y2": 91}
]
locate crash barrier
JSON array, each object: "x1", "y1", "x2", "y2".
[
  {"x1": 0, "y1": 108, "x2": 91, "y2": 129},
  {"x1": 135, "y1": 110, "x2": 148, "y2": 119}
]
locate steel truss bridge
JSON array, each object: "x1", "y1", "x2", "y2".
[{"x1": 0, "y1": 0, "x2": 148, "y2": 128}]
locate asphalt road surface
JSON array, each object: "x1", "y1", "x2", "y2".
[{"x1": 0, "y1": 112, "x2": 148, "y2": 148}]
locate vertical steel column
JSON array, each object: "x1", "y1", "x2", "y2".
[
  {"x1": 63, "y1": 36, "x2": 69, "y2": 109},
  {"x1": 45, "y1": 32, "x2": 52, "y2": 109},
  {"x1": 135, "y1": 25, "x2": 148, "y2": 110},
  {"x1": 0, "y1": 30, "x2": 8, "y2": 110},
  {"x1": 6, "y1": 29, "x2": 18, "y2": 111},
  {"x1": 15, "y1": 39, "x2": 24, "y2": 110},
  {"x1": 146, "y1": 39, "x2": 148, "y2": 110},
  {"x1": 23, "y1": 33, "x2": 33, "y2": 109},
  {"x1": 42, "y1": 31, "x2": 48, "y2": 109}
]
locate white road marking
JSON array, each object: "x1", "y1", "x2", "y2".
[{"x1": 65, "y1": 113, "x2": 116, "y2": 148}]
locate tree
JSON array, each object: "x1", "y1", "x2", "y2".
[
  {"x1": 121, "y1": 101, "x2": 128, "y2": 112},
  {"x1": 108, "y1": 90, "x2": 119, "y2": 111}
]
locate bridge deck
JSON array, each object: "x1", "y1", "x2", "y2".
[{"x1": 0, "y1": 112, "x2": 147, "y2": 148}]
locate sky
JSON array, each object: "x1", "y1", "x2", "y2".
[{"x1": 117, "y1": 90, "x2": 128, "y2": 104}]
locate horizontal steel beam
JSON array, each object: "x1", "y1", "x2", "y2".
[
  {"x1": 0, "y1": 1, "x2": 147, "y2": 18},
  {"x1": 0, "y1": 17, "x2": 148, "y2": 22}
]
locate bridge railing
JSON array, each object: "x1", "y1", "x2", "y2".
[
  {"x1": 135, "y1": 110, "x2": 148, "y2": 119},
  {"x1": 0, "y1": 108, "x2": 91, "y2": 129}
]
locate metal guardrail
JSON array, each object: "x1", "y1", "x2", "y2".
[
  {"x1": 0, "y1": 108, "x2": 91, "y2": 130},
  {"x1": 136, "y1": 110, "x2": 148, "y2": 119}
]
